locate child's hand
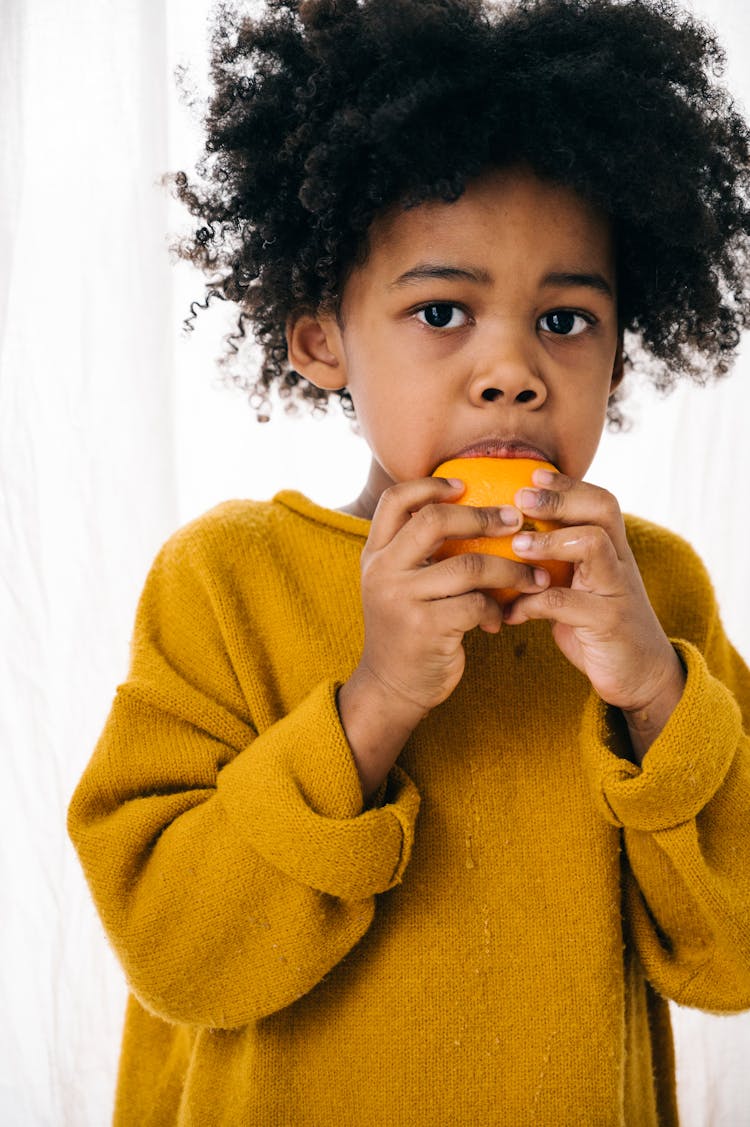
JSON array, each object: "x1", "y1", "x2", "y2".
[
  {"x1": 338, "y1": 475, "x2": 550, "y2": 799},
  {"x1": 355, "y1": 475, "x2": 550, "y2": 711},
  {"x1": 502, "y1": 469, "x2": 686, "y2": 761}
]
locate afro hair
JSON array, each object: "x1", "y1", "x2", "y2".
[{"x1": 169, "y1": 0, "x2": 750, "y2": 425}]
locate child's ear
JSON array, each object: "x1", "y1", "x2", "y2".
[
  {"x1": 609, "y1": 331, "x2": 625, "y2": 396},
  {"x1": 286, "y1": 313, "x2": 347, "y2": 391}
]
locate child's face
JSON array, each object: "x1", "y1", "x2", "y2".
[{"x1": 298, "y1": 164, "x2": 622, "y2": 515}]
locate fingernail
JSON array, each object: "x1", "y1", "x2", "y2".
[
  {"x1": 445, "y1": 478, "x2": 464, "y2": 489},
  {"x1": 532, "y1": 469, "x2": 556, "y2": 487},
  {"x1": 534, "y1": 568, "x2": 549, "y2": 587},
  {"x1": 513, "y1": 532, "x2": 533, "y2": 551},
  {"x1": 500, "y1": 506, "x2": 520, "y2": 526},
  {"x1": 518, "y1": 488, "x2": 539, "y2": 509}
]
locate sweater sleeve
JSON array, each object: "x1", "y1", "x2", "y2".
[
  {"x1": 67, "y1": 522, "x2": 421, "y2": 1030},
  {"x1": 580, "y1": 598, "x2": 750, "y2": 1012}
]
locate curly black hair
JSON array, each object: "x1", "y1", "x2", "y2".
[{"x1": 169, "y1": 0, "x2": 750, "y2": 425}]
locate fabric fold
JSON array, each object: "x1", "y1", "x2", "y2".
[
  {"x1": 581, "y1": 640, "x2": 742, "y2": 832},
  {"x1": 218, "y1": 679, "x2": 421, "y2": 899}
]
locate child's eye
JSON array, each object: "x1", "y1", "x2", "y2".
[
  {"x1": 415, "y1": 303, "x2": 469, "y2": 329},
  {"x1": 538, "y1": 310, "x2": 594, "y2": 336}
]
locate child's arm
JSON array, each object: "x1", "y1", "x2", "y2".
[
  {"x1": 505, "y1": 474, "x2": 750, "y2": 1009},
  {"x1": 67, "y1": 518, "x2": 425, "y2": 1030},
  {"x1": 67, "y1": 484, "x2": 542, "y2": 1028},
  {"x1": 584, "y1": 623, "x2": 750, "y2": 1011},
  {"x1": 503, "y1": 470, "x2": 687, "y2": 763}
]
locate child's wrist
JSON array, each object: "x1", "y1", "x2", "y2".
[
  {"x1": 337, "y1": 667, "x2": 427, "y2": 803},
  {"x1": 619, "y1": 649, "x2": 687, "y2": 765}
]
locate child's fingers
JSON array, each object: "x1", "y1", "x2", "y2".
[
  {"x1": 366, "y1": 477, "x2": 467, "y2": 552},
  {"x1": 385, "y1": 500, "x2": 523, "y2": 570},
  {"x1": 511, "y1": 522, "x2": 622, "y2": 594},
  {"x1": 502, "y1": 584, "x2": 602, "y2": 627},
  {"x1": 414, "y1": 552, "x2": 550, "y2": 602},
  {"x1": 429, "y1": 588, "x2": 505, "y2": 636},
  {"x1": 515, "y1": 470, "x2": 630, "y2": 559}
]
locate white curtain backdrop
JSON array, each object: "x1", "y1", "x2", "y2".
[{"x1": 1, "y1": 0, "x2": 749, "y2": 1123}]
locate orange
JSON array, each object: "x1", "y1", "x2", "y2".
[{"x1": 431, "y1": 457, "x2": 574, "y2": 605}]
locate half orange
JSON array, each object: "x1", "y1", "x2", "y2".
[{"x1": 432, "y1": 457, "x2": 573, "y2": 605}]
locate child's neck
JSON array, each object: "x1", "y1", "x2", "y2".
[{"x1": 337, "y1": 458, "x2": 392, "y2": 520}]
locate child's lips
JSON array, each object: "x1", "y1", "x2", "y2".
[{"x1": 450, "y1": 439, "x2": 555, "y2": 464}]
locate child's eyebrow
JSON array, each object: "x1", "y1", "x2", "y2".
[
  {"x1": 542, "y1": 271, "x2": 614, "y2": 299},
  {"x1": 389, "y1": 263, "x2": 614, "y2": 299},
  {"x1": 388, "y1": 264, "x2": 491, "y2": 288}
]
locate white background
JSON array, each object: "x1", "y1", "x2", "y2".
[{"x1": 1, "y1": 0, "x2": 749, "y2": 1122}]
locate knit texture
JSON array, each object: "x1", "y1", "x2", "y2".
[{"x1": 67, "y1": 491, "x2": 750, "y2": 1126}]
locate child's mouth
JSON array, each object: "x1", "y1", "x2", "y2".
[{"x1": 451, "y1": 439, "x2": 554, "y2": 464}]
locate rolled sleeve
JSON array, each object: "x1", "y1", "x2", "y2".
[
  {"x1": 581, "y1": 640, "x2": 742, "y2": 832},
  {"x1": 217, "y1": 679, "x2": 421, "y2": 899}
]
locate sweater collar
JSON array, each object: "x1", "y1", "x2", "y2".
[{"x1": 273, "y1": 490, "x2": 371, "y2": 540}]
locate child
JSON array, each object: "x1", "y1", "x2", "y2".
[{"x1": 68, "y1": 0, "x2": 750, "y2": 1123}]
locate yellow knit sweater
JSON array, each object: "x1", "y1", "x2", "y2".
[{"x1": 68, "y1": 491, "x2": 750, "y2": 1127}]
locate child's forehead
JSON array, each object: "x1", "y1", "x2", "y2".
[{"x1": 357, "y1": 165, "x2": 616, "y2": 287}]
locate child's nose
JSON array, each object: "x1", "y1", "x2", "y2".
[{"x1": 469, "y1": 358, "x2": 547, "y2": 409}]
